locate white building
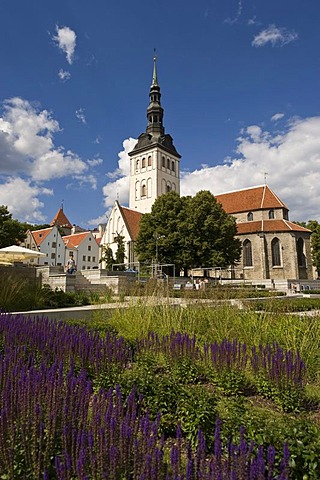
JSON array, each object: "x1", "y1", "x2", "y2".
[
  {"x1": 62, "y1": 231, "x2": 99, "y2": 270},
  {"x1": 23, "y1": 226, "x2": 65, "y2": 266}
]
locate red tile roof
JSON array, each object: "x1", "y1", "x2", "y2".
[
  {"x1": 63, "y1": 232, "x2": 92, "y2": 249},
  {"x1": 31, "y1": 227, "x2": 53, "y2": 246},
  {"x1": 50, "y1": 208, "x2": 72, "y2": 229},
  {"x1": 120, "y1": 206, "x2": 142, "y2": 241},
  {"x1": 216, "y1": 185, "x2": 287, "y2": 214},
  {"x1": 236, "y1": 220, "x2": 311, "y2": 235}
]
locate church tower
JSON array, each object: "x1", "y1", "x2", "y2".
[{"x1": 128, "y1": 55, "x2": 181, "y2": 213}]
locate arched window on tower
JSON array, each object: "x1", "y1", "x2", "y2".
[
  {"x1": 297, "y1": 237, "x2": 306, "y2": 267},
  {"x1": 141, "y1": 183, "x2": 147, "y2": 198},
  {"x1": 171, "y1": 161, "x2": 175, "y2": 172},
  {"x1": 136, "y1": 160, "x2": 139, "y2": 172},
  {"x1": 243, "y1": 239, "x2": 253, "y2": 267},
  {"x1": 135, "y1": 181, "x2": 140, "y2": 200},
  {"x1": 271, "y1": 237, "x2": 281, "y2": 266},
  {"x1": 247, "y1": 212, "x2": 253, "y2": 221},
  {"x1": 147, "y1": 178, "x2": 152, "y2": 198},
  {"x1": 166, "y1": 182, "x2": 172, "y2": 193},
  {"x1": 167, "y1": 158, "x2": 170, "y2": 169},
  {"x1": 142, "y1": 157, "x2": 146, "y2": 168},
  {"x1": 148, "y1": 156, "x2": 152, "y2": 167},
  {"x1": 162, "y1": 156, "x2": 166, "y2": 168}
]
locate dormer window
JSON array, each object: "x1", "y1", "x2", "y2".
[{"x1": 247, "y1": 212, "x2": 253, "y2": 221}]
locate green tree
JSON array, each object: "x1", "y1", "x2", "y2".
[
  {"x1": 114, "y1": 233, "x2": 126, "y2": 270},
  {"x1": 135, "y1": 192, "x2": 187, "y2": 273},
  {"x1": 0, "y1": 206, "x2": 27, "y2": 248},
  {"x1": 100, "y1": 245, "x2": 115, "y2": 270},
  {"x1": 135, "y1": 191, "x2": 241, "y2": 274},
  {"x1": 297, "y1": 220, "x2": 320, "y2": 276}
]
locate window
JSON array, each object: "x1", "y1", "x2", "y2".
[
  {"x1": 166, "y1": 182, "x2": 171, "y2": 193},
  {"x1": 271, "y1": 238, "x2": 281, "y2": 266},
  {"x1": 52, "y1": 242, "x2": 56, "y2": 248},
  {"x1": 162, "y1": 156, "x2": 166, "y2": 167},
  {"x1": 87, "y1": 256, "x2": 91, "y2": 262},
  {"x1": 283, "y1": 209, "x2": 289, "y2": 220},
  {"x1": 171, "y1": 161, "x2": 175, "y2": 172},
  {"x1": 247, "y1": 212, "x2": 253, "y2": 221},
  {"x1": 142, "y1": 157, "x2": 146, "y2": 168},
  {"x1": 268, "y1": 209, "x2": 275, "y2": 219},
  {"x1": 51, "y1": 253, "x2": 56, "y2": 259},
  {"x1": 297, "y1": 238, "x2": 306, "y2": 267},
  {"x1": 167, "y1": 158, "x2": 170, "y2": 169},
  {"x1": 243, "y1": 239, "x2": 253, "y2": 267},
  {"x1": 92, "y1": 256, "x2": 96, "y2": 262},
  {"x1": 148, "y1": 156, "x2": 152, "y2": 167},
  {"x1": 39, "y1": 234, "x2": 42, "y2": 238},
  {"x1": 136, "y1": 160, "x2": 139, "y2": 171},
  {"x1": 141, "y1": 183, "x2": 147, "y2": 197},
  {"x1": 88, "y1": 245, "x2": 91, "y2": 251},
  {"x1": 83, "y1": 255, "x2": 86, "y2": 261}
]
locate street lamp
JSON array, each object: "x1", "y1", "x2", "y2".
[{"x1": 154, "y1": 233, "x2": 164, "y2": 277}]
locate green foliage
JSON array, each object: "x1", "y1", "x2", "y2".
[
  {"x1": 135, "y1": 190, "x2": 241, "y2": 273},
  {"x1": 296, "y1": 219, "x2": 320, "y2": 276},
  {"x1": 114, "y1": 233, "x2": 126, "y2": 269},
  {"x1": 100, "y1": 244, "x2": 115, "y2": 269},
  {"x1": 0, "y1": 205, "x2": 27, "y2": 248}
]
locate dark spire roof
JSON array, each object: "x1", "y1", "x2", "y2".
[{"x1": 129, "y1": 54, "x2": 181, "y2": 158}]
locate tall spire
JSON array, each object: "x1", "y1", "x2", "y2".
[
  {"x1": 151, "y1": 50, "x2": 159, "y2": 86},
  {"x1": 146, "y1": 52, "x2": 164, "y2": 137}
]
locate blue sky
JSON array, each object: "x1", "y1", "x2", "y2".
[{"x1": 0, "y1": 0, "x2": 319, "y2": 227}]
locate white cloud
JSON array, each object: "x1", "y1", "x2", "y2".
[
  {"x1": 53, "y1": 26, "x2": 77, "y2": 64},
  {"x1": 271, "y1": 112, "x2": 285, "y2": 122},
  {"x1": 75, "y1": 108, "x2": 86, "y2": 124},
  {"x1": 252, "y1": 24, "x2": 298, "y2": 47},
  {"x1": 181, "y1": 116, "x2": 320, "y2": 221},
  {"x1": 101, "y1": 137, "x2": 137, "y2": 208},
  {"x1": 99, "y1": 117, "x2": 320, "y2": 223},
  {"x1": 0, "y1": 97, "x2": 88, "y2": 181},
  {"x1": 0, "y1": 97, "x2": 97, "y2": 221},
  {"x1": 0, "y1": 177, "x2": 53, "y2": 222},
  {"x1": 58, "y1": 69, "x2": 71, "y2": 82}
]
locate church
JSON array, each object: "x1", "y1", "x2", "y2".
[{"x1": 100, "y1": 57, "x2": 313, "y2": 281}]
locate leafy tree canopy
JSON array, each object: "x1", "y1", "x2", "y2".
[
  {"x1": 296, "y1": 220, "x2": 320, "y2": 276},
  {"x1": 135, "y1": 191, "x2": 241, "y2": 273},
  {"x1": 0, "y1": 206, "x2": 27, "y2": 248}
]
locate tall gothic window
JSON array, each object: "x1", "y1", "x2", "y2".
[
  {"x1": 243, "y1": 239, "x2": 253, "y2": 267},
  {"x1": 271, "y1": 237, "x2": 281, "y2": 266},
  {"x1": 171, "y1": 160, "x2": 175, "y2": 172},
  {"x1": 297, "y1": 238, "x2": 306, "y2": 267}
]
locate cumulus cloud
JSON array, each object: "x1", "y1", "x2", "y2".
[
  {"x1": 99, "y1": 117, "x2": 320, "y2": 223},
  {"x1": 101, "y1": 137, "x2": 137, "y2": 208},
  {"x1": 0, "y1": 97, "x2": 97, "y2": 221},
  {"x1": 271, "y1": 112, "x2": 285, "y2": 122},
  {"x1": 252, "y1": 24, "x2": 298, "y2": 47},
  {"x1": 181, "y1": 116, "x2": 320, "y2": 221},
  {"x1": 0, "y1": 97, "x2": 88, "y2": 181},
  {"x1": 53, "y1": 26, "x2": 77, "y2": 64},
  {"x1": 58, "y1": 69, "x2": 71, "y2": 82},
  {"x1": 0, "y1": 177, "x2": 53, "y2": 222},
  {"x1": 75, "y1": 108, "x2": 86, "y2": 124}
]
